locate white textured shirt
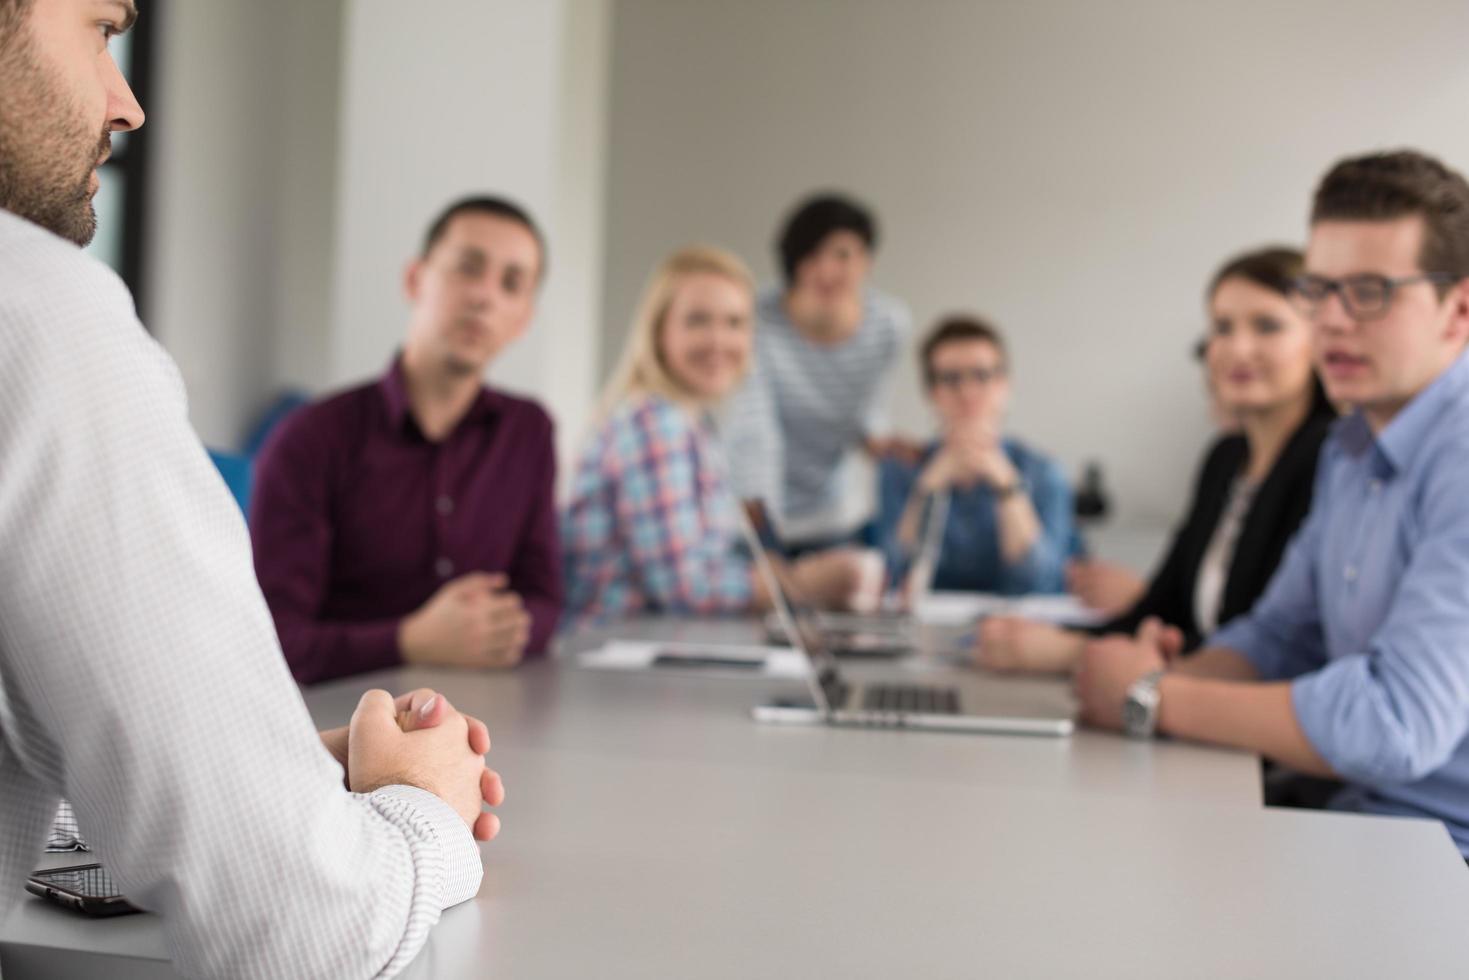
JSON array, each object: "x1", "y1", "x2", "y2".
[
  {"x1": 721, "y1": 285, "x2": 909, "y2": 542},
  {"x1": 0, "y1": 210, "x2": 483, "y2": 978}
]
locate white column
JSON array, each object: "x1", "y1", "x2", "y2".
[{"x1": 331, "y1": 0, "x2": 609, "y2": 488}]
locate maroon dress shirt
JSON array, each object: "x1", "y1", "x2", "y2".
[{"x1": 250, "y1": 358, "x2": 563, "y2": 684}]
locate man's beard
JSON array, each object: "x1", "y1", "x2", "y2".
[{"x1": 0, "y1": 30, "x2": 109, "y2": 246}]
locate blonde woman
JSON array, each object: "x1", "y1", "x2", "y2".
[{"x1": 561, "y1": 246, "x2": 858, "y2": 628}]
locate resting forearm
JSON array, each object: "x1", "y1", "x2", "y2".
[
  {"x1": 1157, "y1": 674, "x2": 1335, "y2": 777},
  {"x1": 895, "y1": 488, "x2": 928, "y2": 550},
  {"x1": 1173, "y1": 646, "x2": 1261, "y2": 681},
  {"x1": 995, "y1": 495, "x2": 1041, "y2": 565}
]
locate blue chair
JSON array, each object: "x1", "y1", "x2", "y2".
[
  {"x1": 208, "y1": 449, "x2": 253, "y2": 517},
  {"x1": 244, "y1": 390, "x2": 310, "y2": 457}
]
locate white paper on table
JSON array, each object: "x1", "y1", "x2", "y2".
[
  {"x1": 914, "y1": 591, "x2": 1106, "y2": 628},
  {"x1": 577, "y1": 640, "x2": 810, "y2": 678}
]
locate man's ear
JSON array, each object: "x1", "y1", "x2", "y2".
[
  {"x1": 1444, "y1": 277, "x2": 1469, "y2": 346},
  {"x1": 403, "y1": 258, "x2": 424, "y2": 303}
]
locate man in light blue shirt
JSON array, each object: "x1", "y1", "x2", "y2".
[{"x1": 1075, "y1": 149, "x2": 1469, "y2": 858}]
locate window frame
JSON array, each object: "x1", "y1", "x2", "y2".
[{"x1": 96, "y1": 0, "x2": 159, "y2": 321}]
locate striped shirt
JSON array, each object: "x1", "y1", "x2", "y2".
[
  {"x1": 0, "y1": 209, "x2": 481, "y2": 978},
  {"x1": 561, "y1": 393, "x2": 753, "y2": 628},
  {"x1": 722, "y1": 286, "x2": 910, "y2": 542}
]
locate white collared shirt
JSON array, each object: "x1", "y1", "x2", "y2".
[{"x1": 0, "y1": 209, "x2": 482, "y2": 978}]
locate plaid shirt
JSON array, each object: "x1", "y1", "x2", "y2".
[{"x1": 561, "y1": 393, "x2": 753, "y2": 628}]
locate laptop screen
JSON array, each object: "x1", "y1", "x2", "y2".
[{"x1": 738, "y1": 499, "x2": 846, "y2": 710}]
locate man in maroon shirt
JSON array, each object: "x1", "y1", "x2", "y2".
[{"x1": 251, "y1": 197, "x2": 563, "y2": 684}]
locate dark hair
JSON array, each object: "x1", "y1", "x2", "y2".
[
  {"x1": 1204, "y1": 245, "x2": 1333, "y2": 417},
  {"x1": 1206, "y1": 246, "x2": 1303, "y2": 301},
  {"x1": 421, "y1": 195, "x2": 547, "y2": 280},
  {"x1": 1310, "y1": 150, "x2": 1469, "y2": 292},
  {"x1": 776, "y1": 192, "x2": 877, "y2": 286},
  {"x1": 919, "y1": 315, "x2": 1007, "y2": 386}
]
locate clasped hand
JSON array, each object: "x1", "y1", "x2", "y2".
[
  {"x1": 1073, "y1": 617, "x2": 1183, "y2": 731},
  {"x1": 920, "y1": 422, "x2": 1016, "y2": 493},
  {"x1": 320, "y1": 688, "x2": 504, "y2": 841}
]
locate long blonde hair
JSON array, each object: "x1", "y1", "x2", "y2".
[{"x1": 597, "y1": 245, "x2": 757, "y2": 419}]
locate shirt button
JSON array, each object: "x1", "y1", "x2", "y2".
[
  {"x1": 436, "y1": 495, "x2": 454, "y2": 516},
  {"x1": 1369, "y1": 480, "x2": 1383, "y2": 494},
  {"x1": 1344, "y1": 565, "x2": 1358, "y2": 583},
  {"x1": 435, "y1": 558, "x2": 455, "y2": 579}
]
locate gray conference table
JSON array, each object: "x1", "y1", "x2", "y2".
[{"x1": 4, "y1": 618, "x2": 1469, "y2": 978}]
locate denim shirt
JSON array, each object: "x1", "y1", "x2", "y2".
[{"x1": 876, "y1": 438, "x2": 1075, "y2": 595}]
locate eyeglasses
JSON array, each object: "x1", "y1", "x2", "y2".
[
  {"x1": 930, "y1": 366, "x2": 1004, "y2": 389},
  {"x1": 1288, "y1": 272, "x2": 1455, "y2": 321}
]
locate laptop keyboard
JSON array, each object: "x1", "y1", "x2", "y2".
[{"x1": 860, "y1": 684, "x2": 961, "y2": 715}]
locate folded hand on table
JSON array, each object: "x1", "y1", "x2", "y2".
[{"x1": 319, "y1": 688, "x2": 505, "y2": 841}]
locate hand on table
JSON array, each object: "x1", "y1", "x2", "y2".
[
  {"x1": 1073, "y1": 617, "x2": 1179, "y2": 731},
  {"x1": 974, "y1": 616, "x2": 1083, "y2": 674},
  {"x1": 400, "y1": 572, "x2": 531, "y2": 669},
  {"x1": 786, "y1": 548, "x2": 866, "y2": 610},
  {"x1": 320, "y1": 688, "x2": 504, "y2": 841},
  {"x1": 1066, "y1": 558, "x2": 1146, "y2": 617}
]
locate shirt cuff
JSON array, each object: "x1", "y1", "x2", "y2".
[
  {"x1": 349, "y1": 620, "x2": 408, "y2": 674},
  {"x1": 1206, "y1": 616, "x2": 1274, "y2": 678},
  {"x1": 523, "y1": 596, "x2": 562, "y2": 659},
  {"x1": 369, "y1": 784, "x2": 484, "y2": 909}
]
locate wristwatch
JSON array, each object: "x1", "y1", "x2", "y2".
[
  {"x1": 1122, "y1": 670, "x2": 1165, "y2": 739},
  {"x1": 992, "y1": 479, "x2": 1026, "y2": 500}
]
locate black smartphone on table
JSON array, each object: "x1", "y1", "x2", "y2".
[{"x1": 27, "y1": 863, "x2": 141, "y2": 917}]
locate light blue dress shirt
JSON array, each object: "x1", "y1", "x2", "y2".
[{"x1": 1211, "y1": 351, "x2": 1469, "y2": 856}]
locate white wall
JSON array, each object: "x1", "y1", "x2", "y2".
[
  {"x1": 146, "y1": 0, "x2": 606, "y2": 469},
  {"x1": 602, "y1": 0, "x2": 1469, "y2": 528},
  {"x1": 146, "y1": 0, "x2": 344, "y2": 449},
  {"x1": 332, "y1": 0, "x2": 609, "y2": 479}
]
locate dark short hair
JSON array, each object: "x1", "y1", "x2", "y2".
[
  {"x1": 1207, "y1": 246, "x2": 1303, "y2": 302},
  {"x1": 1204, "y1": 245, "x2": 1333, "y2": 417},
  {"x1": 920, "y1": 315, "x2": 1007, "y2": 386},
  {"x1": 421, "y1": 195, "x2": 547, "y2": 281},
  {"x1": 776, "y1": 192, "x2": 877, "y2": 286},
  {"x1": 1310, "y1": 150, "x2": 1469, "y2": 292}
]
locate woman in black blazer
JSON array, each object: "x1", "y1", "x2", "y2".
[{"x1": 977, "y1": 246, "x2": 1334, "y2": 673}]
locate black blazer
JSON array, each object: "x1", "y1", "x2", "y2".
[{"x1": 1103, "y1": 407, "x2": 1335, "y2": 651}]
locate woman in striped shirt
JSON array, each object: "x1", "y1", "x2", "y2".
[{"x1": 561, "y1": 246, "x2": 860, "y2": 628}]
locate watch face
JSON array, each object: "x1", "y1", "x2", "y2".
[{"x1": 1122, "y1": 696, "x2": 1150, "y2": 736}]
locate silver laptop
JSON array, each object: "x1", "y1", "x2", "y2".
[
  {"x1": 740, "y1": 500, "x2": 1074, "y2": 737},
  {"x1": 757, "y1": 490, "x2": 948, "y2": 653}
]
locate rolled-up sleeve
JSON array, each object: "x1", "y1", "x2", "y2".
[{"x1": 1287, "y1": 473, "x2": 1469, "y2": 785}]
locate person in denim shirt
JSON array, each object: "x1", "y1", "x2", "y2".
[{"x1": 876, "y1": 316, "x2": 1074, "y2": 596}]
